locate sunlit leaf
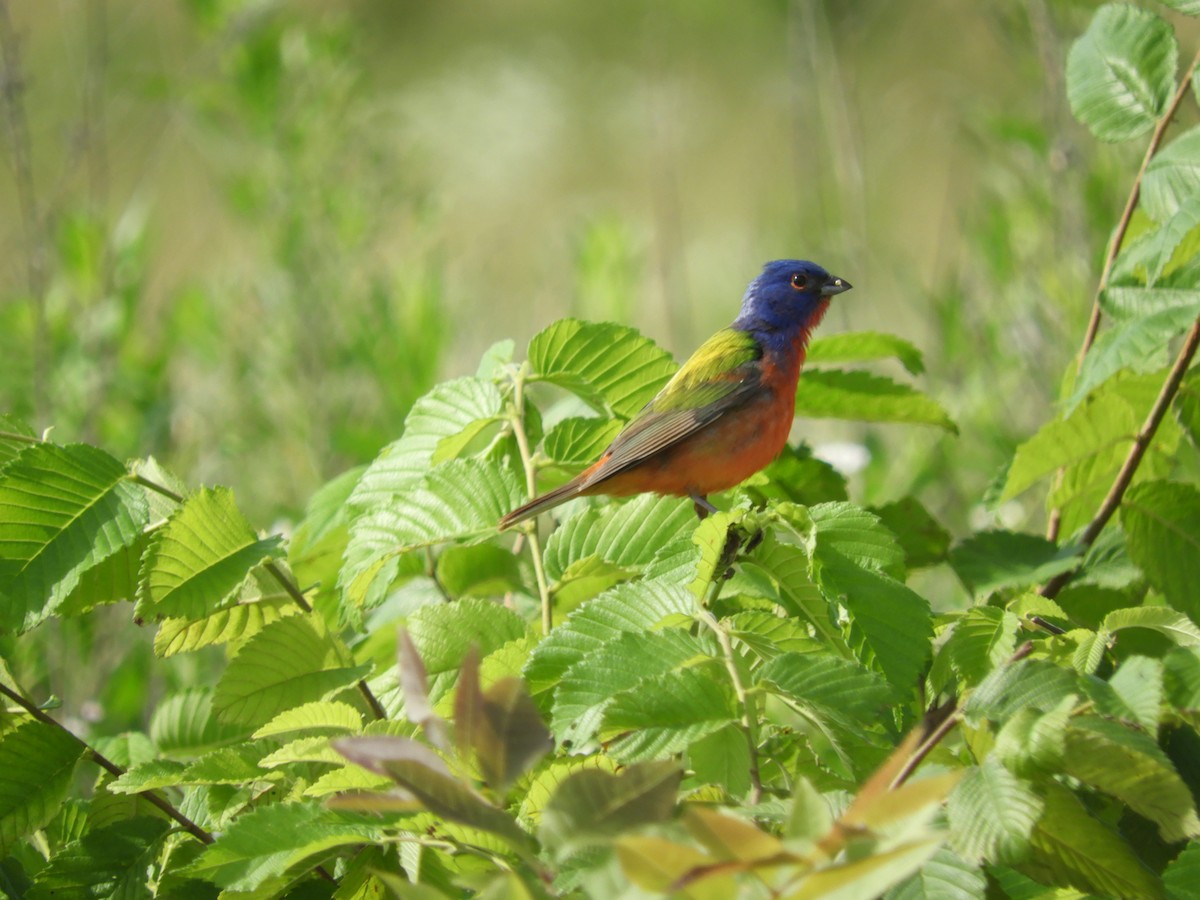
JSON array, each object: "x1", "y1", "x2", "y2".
[
  {"x1": 885, "y1": 847, "x2": 986, "y2": 900},
  {"x1": 135, "y1": 487, "x2": 283, "y2": 622},
  {"x1": 252, "y1": 701, "x2": 364, "y2": 740},
  {"x1": 0, "y1": 443, "x2": 148, "y2": 633},
  {"x1": 948, "y1": 531, "x2": 1079, "y2": 598},
  {"x1": 1122, "y1": 479, "x2": 1200, "y2": 622},
  {"x1": 947, "y1": 759, "x2": 1041, "y2": 863},
  {"x1": 1143, "y1": 125, "x2": 1200, "y2": 221},
  {"x1": 29, "y1": 817, "x2": 170, "y2": 899},
  {"x1": 407, "y1": 597, "x2": 526, "y2": 703},
  {"x1": 794, "y1": 370, "x2": 957, "y2": 432},
  {"x1": 601, "y1": 665, "x2": 736, "y2": 762},
  {"x1": 527, "y1": 318, "x2": 678, "y2": 417},
  {"x1": 1065, "y1": 3, "x2": 1176, "y2": 142},
  {"x1": 807, "y1": 331, "x2": 925, "y2": 375}
]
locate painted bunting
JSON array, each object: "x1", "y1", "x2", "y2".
[{"x1": 499, "y1": 259, "x2": 850, "y2": 529}]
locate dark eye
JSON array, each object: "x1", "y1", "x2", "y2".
[{"x1": 790, "y1": 273, "x2": 808, "y2": 290}]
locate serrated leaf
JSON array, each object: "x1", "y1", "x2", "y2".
[
  {"x1": 135, "y1": 487, "x2": 283, "y2": 621},
  {"x1": 213, "y1": 614, "x2": 369, "y2": 728},
  {"x1": 947, "y1": 759, "x2": 1042, "y2": 863},
  {"x1": 1164, "y1": 840, "x2": 1200, "y2": 898},
  {"x1": 56, "y1": 531, "x2": 147, "y2": 617},
  {"x1": 885, "y1": 847, "x2": 986, "y2": 900},
  {"x1": 334, "y1": 736, "x2": 530, "y2": 851},
  {"x1": 1066, "y1": 3, "x2": 1176, "y2": 142},
  {"x1": 183, "y1": 801, "x2": 384, "y2": 891},
  {"x1": 785, "y1": 838, "x2": 946, "y2": 900},
  {"x1": 106, "y1": 759, "x2": 190, "y2": 794},
  {"x1": 807, "y1": 330, "x2": 925, "y2": 375},
  {"x1": 759, "y1": 652, "x2": 894, "y2": 728},
  {"x1": 794, "y1": 369, "x2": 957, "y2": 431},
  {"x1": 946, "y1": 607, "x2": 1021, "y2": 685},
  {"x1": 1122, "y1": 480, "x2": 1200, "y2": 622},
  {"x1": 435, "y1": 544, "x2": 523, "y2": 598},
  {"x1": 538, "y1": 759, "x2": 681, "y2": 856},
  {"x1": 150, "y1": 687, "x2": 248, "y2": 757},
  {"x1": 964, "y1": 659, "x2": 1080, "y2": 722},
  {"x1": 541, "y1": 416, "x2": 623, "y2": 469},
  {"x1": 810, "y1": 502, "x2": 906, "y2": 578},
  {"x1": 871, "y1": 497, "x2": 951, "y2": 570},
  {"x1": 0, "y1": 415, "x2": 35, "y2": 469},
  {"x1": 948, "y1": 531, "x2": 1079, "y2": 598},
  {"x1": 407, "y1": 597, "x2": 526, "y2": 703},
  {"x1": 0, "y1": 720, "x2": 85, "y2": 854},
  {"x1": 601, "y1": 665, "x2": 735, "y2": 762},
  {"x1": 542, "y1": 494, "x2": 695, "y2": 583},
  {"x1": 1164, "y1": 647, "x2": 1200, "y2": 713},
  {"x1": 1099, "y1": 607, "x2": 1200, "y2": 648},
  {"x1": 551, "y1": 629, "x2": 708, "y2": 748},
  {"x1": 1144, "y1": 125, "x2": 1200, "y2": 222},
  {"x1": 1102, "y1": 287, "x2": 1200, "y2": 322},
  {"x1": 615, "y1": 835, "x2": 725, "y2": 898},
  {"x1": 524, "y1": 580, "x2": 694, "y2": 695},
  {"x1": 252, "y1": 701, "x2": 364, "y2": 739},
  {"x1": 814, "y1": 548, "x2": 932, "y2": 689},
  {"x1": 1063, "y1": 715, "x2": 1200, "y2": 842},
  {"x1": 341, "y1": 460, "x2": 525, "y2": 608},
  {"x1": 1070, "y1": 303, "x2": 1198, "y2": 414},
  {"x1": 28, "y1": 817, "x2": 170, "y2": 900},
  {"x1": 153, "y1": 597, "x2": 297, "y2": 657},
  {"x1": 349, "y1": 377, "x2": 505, "y2": 510},
  {"x1": 1028, "y1": 780, "x2": 1163, "y2": 899},
  {"x1": 0, "y1": 443, "x2": 148, "y2": 633},
  {"x1": 688, "y1": 724, "x2": 753, "y2": 798},
  {"x1": 526, "y1": 318, "x2": 678, "y2": 417}
]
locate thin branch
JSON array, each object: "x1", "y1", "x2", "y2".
[
  {"x1": 0, "y1": 681, "x2": 213, "y2": 845},
  {"x1": 1049, "y1": 46, "x2": 1200, "y2": 542},
  {"x1": 508, "y1": 367, "x2": 554, "y2": 635},
  {"x1": 891, "y1": 641, "x2": 1035, "y2": 790},
  {"x1": 698, "y1": 606, "x2": 764, "y2": 805},
  {"x1": 1041, "y1": 316, "x2": 1200, "y2": 599}
]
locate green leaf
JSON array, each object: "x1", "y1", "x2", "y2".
[
  {"x1": 964, "y1": 659, "x2": 1080, "y2": 722},
  {"x1": 885, "y1": 848, "x2": 986, "y2": 900},
  {"x1": 213, "y1": 614, "x2": 369, "y2": 728},
  {"x1": 1107, "y1": 656, "x2": 1164, "y2": 731},
  {"x1": 809, "y1": 501, "x2": 906, "y2": 578},
  {"x1": 601, "y1": 665, "x2": 736, "y2": 762},
  {"x1": 135, "y1": 486, "x2": 284, "y2": 622},
  {"x1": 550, "y1": 629, "x2": 708, "y2": 747},
  {"x1": 947, "y1": 759, "x2": 1042, "y2": 863},
  {"x1": 1027, "y1": 780, "x2": 1163, "y2": 899},
  {"x1": 1162, "y1": 0, "x2": 1200, "y2": 15},
  {"x1": 1063, "y1": 715, "x2": 1200, "y2": 842},
  {"x1": 349, "y1": 377, "x2": 505, "y2": 510},
  {"x1": 1122, "y1": 480, "x2": 1200, "y2": 622},
  {"x1": 524, "y1": 580, "x2": 694, "y2": 695},
  {"x1": 1103, "y1": 606, "x2": 1200, "y2": 645},
  {"x1": 1066, "y1": 3, "x2": 1176, "y2": 142},
  {"x1": 758, "y1": 652, "x2": 895, "y2": 729},
  {"x1": 252, "y1": 700, "x2": 364, "y2": 739},
  {"x1": 0, "y1": 720, "x2": 85, "y2": 855},
  {"x1": 334, "y1": 736, "x2": 530, "y2": 851},
  {"x1": 55, "y1": 531, "x2": 147, "y2": 617},
  {"x1": 183, "y1": 801, "x2": 383, "y2": 891},
  {"x1": 526, "y1": 318, "x2": 678, "y2": 417},
  {"x1": 435, "y1": 544, "x2": 524, "y2": 598},
  {"x1": 150, "y1": 687, "x2": 248, "y2": 756},
  {"x1": 945, "y1": 606, "x2": 1021, "y2": 685},
  {"x1": 341, "y1": 459, "x2": 525, "y2": 608},
  {"x1": 1164, "y1": 647, "x2": 1200, "y2": 713},
  {"x1": 785, "y1": 838, "x2": 946, "y2": 900},
  {"x1": 815, "y1": 548, "x2": 932, "y2": 689},
  {"x1": 0, "y1": 443, "x2": 148, "y2": 633},
  {"x1": 542, "y1": 494, "x2": 695, "y2": 583},
  {"x1": 28, "y1": 817, "x2": 170, "y2": 900},
  {"x1": 1164, "y1": 840, "x2": 1200, "y2": 899},
  {"x1": 1144, "y1": 125, "x2": 1200, "y2": 222},
  {"x1": 538, "y1": 760, "x2": 681, "y2": 856},
  {"x1": 541, "y1": 416, "x2": 623, "y2": 469},
  {"x1": 870, "y1": 497, "x2": 951, "y2": 569},
  {"x1": 806, "y1": 331, "x2": 926, "y2": 375},
  {"x1": 688, "y1": 724, "x2": 753, "y2": 798},
  {"x1": 1068, "y1": 302, "x2": 1200, "y2": 412},
  {"x1": 153, "y1": 596, "x2": 297, "y2": 657},
  {"x1": 407, "y1": 596, "x2": 526, "y2": 703},
  {"x1": 1102, "y1": 287, "x2": 1200, "y2": 321},
  {"x1": 794, "y1": 370, "x2": 957, "y2": 431},
  {"x1": 948, "y1": 531, "x2": 1079, "y2": 598}
]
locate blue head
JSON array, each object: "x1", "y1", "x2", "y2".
[{"x1": 732, "y1": 260, "x2": 851, "y2": 348}]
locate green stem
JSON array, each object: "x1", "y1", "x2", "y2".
[
  {"x1": 697, "y1": 563, "x2": 763, "y2": 804},
  {"x1": 508, "y1": 366, "x2": 553, "y2": 635}
]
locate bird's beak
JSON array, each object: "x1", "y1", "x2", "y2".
[{"x1": 822, "y1": 276, "x2": 852, "y2": 297}]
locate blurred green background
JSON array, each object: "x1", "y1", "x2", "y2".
[{"x1": 0, "y1": 0, "x2": 1152, "y2": 533}]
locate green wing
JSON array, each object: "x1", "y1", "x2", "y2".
[{"x1": 580, "y1": 329, "x2": 763, "y2": 486}]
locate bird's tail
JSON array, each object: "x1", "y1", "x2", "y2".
[{"x1": 498, "y1": 478, "x2": 586, "y2": 530}]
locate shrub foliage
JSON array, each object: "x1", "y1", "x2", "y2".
[{"x1": 4, "y1": 4, "x2": 1200, "y2": 898}]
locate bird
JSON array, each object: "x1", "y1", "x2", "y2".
[{"x1": 499, "y1": 259, "x2": 850, "y2": 529}]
